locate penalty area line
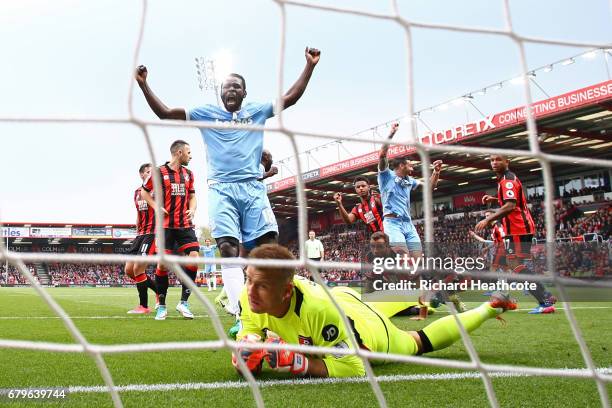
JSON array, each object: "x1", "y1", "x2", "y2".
[{"x1": 64, "y1": 368, "x2": 612, "y2": 393}]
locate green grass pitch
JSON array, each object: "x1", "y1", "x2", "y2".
[{"x1": 0, "y1": 287, "x2": 610, "y2": 407}]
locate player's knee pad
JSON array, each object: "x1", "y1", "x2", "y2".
[{"x1": 216, "y1": 236, "x2": 240, "y2": 258}]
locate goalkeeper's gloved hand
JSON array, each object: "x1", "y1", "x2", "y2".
[
  {"x1": 232, "y1": 334, "x2": 266, "y2": 375},
  {"x1": 264, "y1": 337, "x2": 309, "y2": 375}
]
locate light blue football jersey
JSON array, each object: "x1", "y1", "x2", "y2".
[
  {"x1": 200, "y1": 244, "x2": 217, "y2": 258},
  {"x1": 377, "y1": 168, "x2": 419, "y2": 219},
  {"x1": 189, "y1": 102, "x2": 274, "y2": 182}
]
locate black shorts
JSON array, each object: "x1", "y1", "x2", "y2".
[
  {"x1": 504, "y1": 234, "x2": 533, "y2": 260},
  {"x1": 165, "y1": 228, "x2": 199, "y2": 255},
  {"x1": 127, "y1": 234, "x2": 156, "y2": 256}
]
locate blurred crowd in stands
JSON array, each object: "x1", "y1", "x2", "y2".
[{"x1": 2, "y1": 199, "x2": 609, "y2": 286}]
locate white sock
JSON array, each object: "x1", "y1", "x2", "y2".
[{"x1": 221, "y1": 266, "x2": 244, "y2": 316}]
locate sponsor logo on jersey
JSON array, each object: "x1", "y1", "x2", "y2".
[
  {"x1": 171, "y1": 183, "x2": 186, "y2": 196},
  {"x1": 322, "y1": 324, "x2": 339, "y2": 342},
  {"x1": 298, "y1": 335, "x2": 313, "y2": 346}
]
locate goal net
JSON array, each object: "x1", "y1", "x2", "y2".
[{"x1": 1, "y1": 1, "x2": 611, "y2": 407}]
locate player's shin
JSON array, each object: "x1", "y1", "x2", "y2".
[
  {"x1": 134, "y1": 273, "x2": 149, "y2": 308},
  {"x1": 155, "y1": 268, "x2": 169, "y2": 306},
  {"x1": 220, "y1": 265, "x2": 245, "y2": 315},
  {"x1": 419, "y1": 302, "x2": 500, "y2": 352},
  {"x1": 180, "y1": 264, "x2": 198, "y2": 302}
]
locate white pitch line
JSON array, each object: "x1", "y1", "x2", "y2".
[
  {"x1": 61, "y1": 368, "x2": 612, "y2": 393},
  {"x1": 0, "y1": 306, "x2": 609, "y2": 320}
]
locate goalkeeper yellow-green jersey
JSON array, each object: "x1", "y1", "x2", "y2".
[{"x1": 237, "y1": 276, "x2": 419, "y2": 377}]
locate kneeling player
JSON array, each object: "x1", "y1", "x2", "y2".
[
  {"x1": 125, "y1": 163, "x2": 158, "y2": 314},
  {"x1": 232, "y1": 244, "x2": 517, "y2": 377},
  {"x1": 141, "y1": 140, "x2": 200, "y2": 320}
]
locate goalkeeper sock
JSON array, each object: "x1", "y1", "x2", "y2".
[
  {"x1": 155, "y1": 269, "x2": 169, "y2": 306},
  {"x1": 181, "y1": 265, "x2": 198, "y2": 302},
  {"x1": 420, "y1": 303, "x2": 498, "y2": 352},
  {"x1": 221, "y1": 266, "x2": 245, "y2": 316},
  {"x1": 134, "y1": 274, "x2": 149, "y2": 308}
]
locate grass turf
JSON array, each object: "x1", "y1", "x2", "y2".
[{"x1": 0, "y1": 287, "x2": 610, "y2": 407}]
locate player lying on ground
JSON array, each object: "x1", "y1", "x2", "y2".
[{"x1": 232, "y1": 244, "x2": 517, "y2": 377}]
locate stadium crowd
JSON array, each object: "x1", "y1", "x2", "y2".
[
  {"x1": 0, "y1": 264, "x2": 38, "y2": 285},
  {"x1": 2, "y1": 202, "x2": 608, "y2": 286}
]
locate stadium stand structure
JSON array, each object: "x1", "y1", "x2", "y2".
[{"x1": 268, "y1": 80, "x2": 612, "y2": 246}]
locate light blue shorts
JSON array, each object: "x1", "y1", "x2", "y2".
[
  {"x1": 383, "y1": 217, "x2": 422, "y2": 251},
  {"x1": 208, "y1": 179, "x2": 278, "y2": 243},
  {"x1": 203, "y1": 263, "x2": 216, "y2": 274}
]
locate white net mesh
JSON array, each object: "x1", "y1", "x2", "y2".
[{"x1": 1, "y1": 1, "x2": 612, "y2": 407}]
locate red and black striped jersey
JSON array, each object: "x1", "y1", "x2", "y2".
[
  {"x1": 490, "y1": 222, "x2": 505, "y2": 243},
  {"x1": 497, "y1": 171, "x2": 535, "y2": 236},
  {"x1": 142, "y1": 162, "x2": 196, "y2": 229},
  {"x1": 134, "y1": 187, "x2": 155, "y2": 235},
  {"x1": 350, "y1": 193, "x2": 384, "y2": 233}
]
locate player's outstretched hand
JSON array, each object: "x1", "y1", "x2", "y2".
[
  {"x1": 388, "y1": 122, "x2": 399, "y2": 139},
  {"x1": 135, "y1": 65, "x2": 148, "y2": 85},
  {"x1": 264, "y1": 337, "x2": 308, "y2": 375},
  {"x1": 432, "y1": 160, "x2": 443, "y2": 173},
  {"x1": 481, "y1": 194, "x2": 496, "y2": 205},
  {"x1": 232, "y1": 334, "x2": 266, "y2": 375},
  {"x1": 305, "y1": 47, "x2": 321, "y2": 66},
  {"x1": 333, "y1": 192, "x2": 343, "y2": 204}
]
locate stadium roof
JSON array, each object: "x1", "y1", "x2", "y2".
[{"x1": 266, "y1": 80, "x2": 612, "y2": 218}]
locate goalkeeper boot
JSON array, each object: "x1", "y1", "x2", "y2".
[
  {"x1": 127, "y1": 305, "x2": 151, "y2": 314},
  {"x1": 155, "y1": 305, "x2": 167, "y2": 321},
  {"x1": 176, "y1": 301, "x2": 194, "y2": 319},
  {"x1": 228, "y1": 320, "x2": 241, "y2": 340}
]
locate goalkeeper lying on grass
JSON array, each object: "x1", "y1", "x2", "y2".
[{"x1": 232, "y1": 244, "x2": 517, "y2": 377}]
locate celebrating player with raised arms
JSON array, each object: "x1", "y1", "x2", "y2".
[
  {"x1": 333, "y1": 176, "x2": 384, "y2": 234},
  {"x1": 475, "y1": 154, "x2": 556, "y2": 314},
  {"x1": 135, "y1": 47, "x2": 321, "y2": 335},
  {"x1": 232, "y1": 244, "x2": 517, "y2": 378},
  {"x1": 140, "y1": 140, "x2": 200, "y2": 321},
  {"x1": 377, "y1": 123, "x2": 442, "y2": 257}
]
